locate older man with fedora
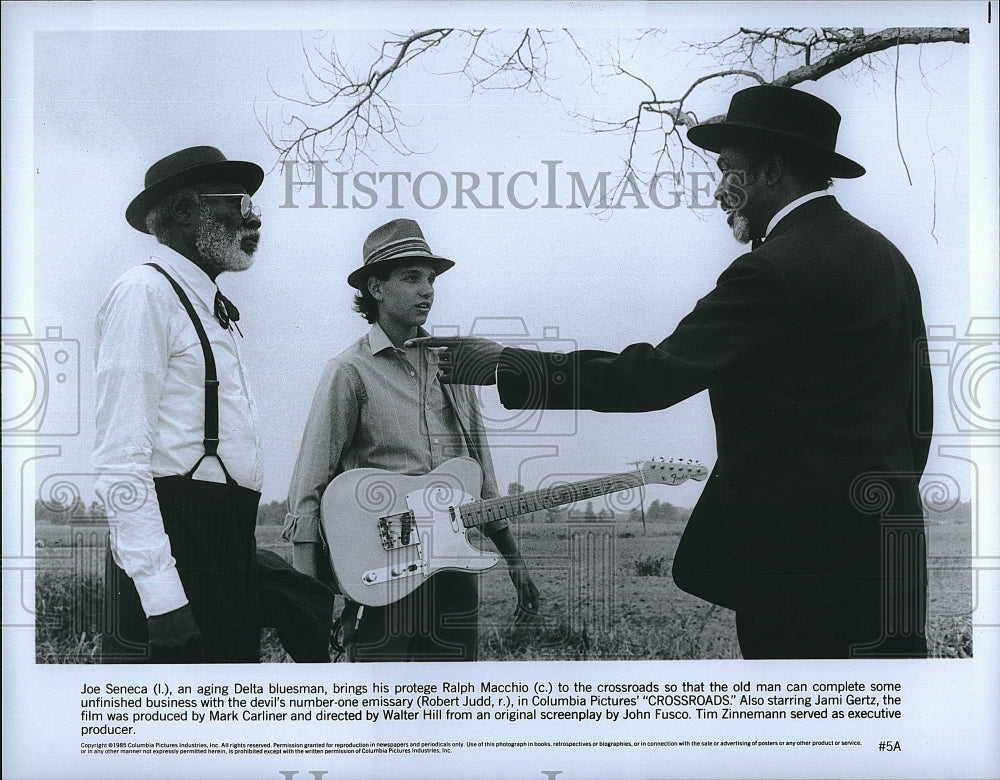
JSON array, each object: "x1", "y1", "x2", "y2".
[
  {"x1": 284, "y1": 218, "x2": 538, "y2": 662},
  {"x1": 96, "y1": 145, "x2": 333, "y2": 663},
  {"x1": 413, "y1": 86, "x2": 933, "y2": 659}
]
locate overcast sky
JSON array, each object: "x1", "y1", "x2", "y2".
[{"x1": 5, "y1": 6, "x2": 988, "y2": 519}]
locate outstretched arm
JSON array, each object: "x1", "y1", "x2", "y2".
[
  {"x1": 406, "y1": 336, "x2": 503, "y2": 385},
  {"x1": 410, "y1": 250, "x2": 791, "y2": 413}
]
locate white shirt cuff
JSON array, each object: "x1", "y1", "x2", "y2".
[{"x1": 132, "y1": 567, "x2": 188, "y2": 617}]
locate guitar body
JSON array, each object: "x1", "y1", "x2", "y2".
[
  {"x1": 320, "y1": 454, "x2": 706, "y2": 608},
  {"x1": 320, "y1": 457, "x2": 501, "y2": 607}
]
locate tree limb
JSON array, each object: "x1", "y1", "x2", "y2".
[{"x1": 691, "y1": 27, "x2": 969, "y2": 125}]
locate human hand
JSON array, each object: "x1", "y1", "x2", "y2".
[
  {"x1": 147, "y1": 603, "x2": 203, "y2": 662},
  {"x1": 404, "y1": 336, "x2": 503, "y2": 385},
  {"x1": 508, "y1": 560, "x2": 540, "y2": 626}
]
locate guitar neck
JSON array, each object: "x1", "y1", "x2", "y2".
[{"x1": 459, "y1": 470, "x2": 648, "y2": 529}]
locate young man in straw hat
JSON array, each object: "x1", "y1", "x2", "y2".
[
  {"x1": 413, "y1": 86, "x2": 933, "y2": 659},
  {"x1": 284, "y1": 218, "x2": 539, "y2": 662},
  {"x1": 96, "y1": 146, "x2": 332, "y2": 663}
]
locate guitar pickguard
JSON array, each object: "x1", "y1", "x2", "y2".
[{"x1": 322, "y1": 457, "x2": 501, "y2": 607}]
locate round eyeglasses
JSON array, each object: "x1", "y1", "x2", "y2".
[{"x1": 200, "y1": 193, "x2": 261, "y2": 220}]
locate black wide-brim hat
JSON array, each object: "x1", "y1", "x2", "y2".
[
  {"x1": 687, "y1": 85, "x2": 865, "y2": 179},
  {"x1": 126, "y1": 145, "x2": 265, "y2": 233},
  {"x1": 348, "y1": 218, "x2": 455, "y2": 290}
]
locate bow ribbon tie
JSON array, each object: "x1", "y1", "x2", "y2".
[{"x1": 214, "y1": 290, "x2": 243, "y2": 337}]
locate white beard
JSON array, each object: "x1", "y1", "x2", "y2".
[
  {"x1": 730, "y1": 211, "x2": 753, "y2": 244},
  {"x1": 195, "y1": 203, "x2": 257, "y2": 274}
]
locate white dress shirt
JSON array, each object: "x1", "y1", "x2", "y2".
[
  {"x1": 93, "y1": 249, "x2": 263, "y2": 617},
  {"x1": 765, "y1": 190, "x2": 832, "y2": 238}
]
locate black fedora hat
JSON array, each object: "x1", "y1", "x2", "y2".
[
  {"x1": 348, "y1": 218, "x2": 455, "y2": 290},
  {"x1": 687, "y1": 86, "x2": 865, "y2": 179},
  {"x1": 126, "y1": 145, "x2": 265, "y2": 233}
]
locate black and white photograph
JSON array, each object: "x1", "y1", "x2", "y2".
[{"x1": 2, "y1": 1, "x2": 998, "y2": 779}]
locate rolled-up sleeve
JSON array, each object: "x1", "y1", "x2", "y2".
[
  {"x1": 283, "y1": 360, "x2": 360, "y2": 544},
  {"x1": 93, "y1": 278, "x2": 187, "y2": 617}
]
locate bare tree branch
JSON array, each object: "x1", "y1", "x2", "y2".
[
  {"x1": 262, "y1": 29, "x2": 454, "y2": 165},
  {"x1": 263, "y1": 25, "x2": 969, "y2": 201},
  {"x1": 771, "y1": 27, "x2": 969, "y2": 88},
  {"x1": 893, "y1": 30, "x2": 914, "y2": 186},
  {"x1": 686, "y1": 27, "x2": 969, "y2": 127}
]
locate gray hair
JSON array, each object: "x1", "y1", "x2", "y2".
[{"x1": 143, "y1": 186, "x2": 205, "y2": 244}]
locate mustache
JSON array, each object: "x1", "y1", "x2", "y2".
[{"x1": 720, "y1": 192, "x2": 747, "y2": 212}]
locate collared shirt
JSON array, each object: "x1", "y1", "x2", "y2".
[
  {"x1": 92, "y1": 248, "x2": 263, "y2": 617},
  {"x1": 765, "y1": 190, "x2": 832, "y2": 239},
  {"x1": 284, "y1": 322, "x2": 505, "y2": 546}
]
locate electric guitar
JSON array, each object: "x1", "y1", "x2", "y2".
[{"x1": 320, "y1": 456, "x2": 707, "y2": 607}]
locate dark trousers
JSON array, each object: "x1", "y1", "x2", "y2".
[
  {"x1": 102, "y1": 477, "x2": 261, "y2": 663},
  {"x1": 257, "y1": 549, "x2": 335, "y2": 662},
  {"x1": 736, "y1": 599, "x2": 927, "y2": 659},
  {"x1": 341, "y1": 571, "x2": 479, "y2": 662}
]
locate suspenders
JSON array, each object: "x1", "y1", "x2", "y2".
[{"x1": 145, "y1": 263, "x2": 236, "y2": 484}]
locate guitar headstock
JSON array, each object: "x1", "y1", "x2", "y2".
[{"x1": 639, "y1": 457, "x2": 708, "y2": 485}]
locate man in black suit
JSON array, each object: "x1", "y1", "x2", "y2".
[{"x1": 411, "y1": 86, "x2": 933, "y2": 659}]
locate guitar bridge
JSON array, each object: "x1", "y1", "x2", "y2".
[{"x1": 378, "y1": 511, "x2": 418, "y2": 550}]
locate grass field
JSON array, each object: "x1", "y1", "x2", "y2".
[{"x1": 33, "y1": 510, "x2": 973, "y2": 663}]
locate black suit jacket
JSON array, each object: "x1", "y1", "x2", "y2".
[{"x1": 498, "y1": 197, "x2": 932, "y2": 612}]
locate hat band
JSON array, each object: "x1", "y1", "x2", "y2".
[
  {"x1": 364, "y1": 237, "x2": 434, "y2": 267},
  {"x1": 725, "y1": 120, "x2": 836, "y2": 152}
]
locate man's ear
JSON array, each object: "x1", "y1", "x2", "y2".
[
  {"x1": 169, "y1": 191, "x2": 199, "y2": 228},
  {"x1": 367, "y1": 274, "x2": 383, "y2": 301},
  {"x1": 763, "y1": 153, "x2": 784, "y2": 186}
]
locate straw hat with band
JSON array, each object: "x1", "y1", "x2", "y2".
[{"x1": 348, "y1": 219, "x2": 455, "y2": 290}]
